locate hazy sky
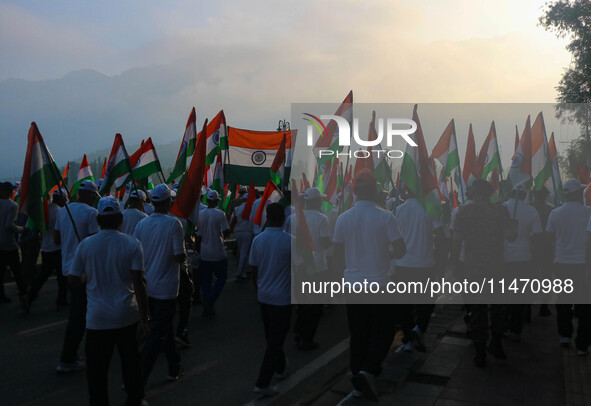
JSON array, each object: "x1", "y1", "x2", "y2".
[{"x1": 0, "y1": 0, "x2": 578, "y2": 176}]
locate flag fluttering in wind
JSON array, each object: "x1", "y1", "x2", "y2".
[
  {"x1": 70, "y1": 155, "x2": 94, "y2": 198},
  {"x1": 131, "y1": 137, "x2": 162, "y2": 182},
  {"x1": 253, "y1": 180, "x2": 283, "y2": 227},
  {"x1": 19, "y1": 122, "x2": 62, "y2": 232},
  {"x1": 99, "y1": 133, "x2": 132, "y2": 196},
  {"x1": 507, "y1": 115, "x2": 533, "y2": 191},
  {"x1": 225, "y1": 127, "x2": 293, "y2": 186},
  {"x1": 210, "y1": 151, "x2": 224, "y2": 197},
  {"x1": 101, "y1": 157, "x2": 107, "y2": 179},
  {"x1": 204, "y1": 110, "x2": 228, "y2": 167},
  {"x1": 400, "y1": 105, "x2": 441, "y2": 219},
  {"x1": 170, "y1": 119, "x2": 208, "y2": 218},
  {"x1": 546, "y1": 132, "x2": 564, "y2": 202},
  {"x1": 462, "y1": 124, "x2": 476, "y2": 185},
  {"x1": 431, "y1": 119, "x2": 464, "y2": 201},
  {"x1": 311, "y1": 90, "x2": 353, "y2": 166},
  {"x1": 471, "y1": 121, "x2": 502, "y2": 186},
  {"x1": 530, "y1": 112, "x2": 554, "y2": 192},
  {"x1": 49, "y1": 163, "x2": 70, "y2": 197},
  {"x1": 270, "y1": 133, "x2": 287, "y2": 187},
  {"x1": 168, "y1": 107, "x2": 197, "y2": 183},
  {"x1": 321, "y1": 157, "x2": 339, "y2": 211}
]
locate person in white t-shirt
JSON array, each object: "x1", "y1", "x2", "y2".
[
  {"x1": 28, "y1": 188, "x2": 69, "y2": 308},
  {"x1": 55, "y1": 180, "x2": 99, "y2": 374},
  {"x1": 395, "y1": 190, "x2": 444, "y2": 353},
  {"x1": 249, "y1": 194, "x2": 263, "y2": 236},
  {"x1": 333, "y1": 169, "x2": 406, "y2": 401},
  {"x1": 230, "y1": 193, "x2": 253, "y2": 280},
  {"x1": 503, "y1": 185, "x2": 543, "y2": 341},
  {"x1": 291, "y1": 187, "x2": 331, "y2": 351},
  {"x1": 197, "y1": 190, "x2": 230, "y2": 318},
  {"x1": 249, "y1": 203, "x2": 292, "y2": 397},
  {"x1": 548, "y1": 179, "x2": 591, "y2": 354},
  {"x1": 133, "y1": 184, "x2": 186, "y2": 382},
  {"x1": 70, "y1": 196, "x2": 149, "y2": 406},
  {"x1": 121, "y1": 190, "x2": 147, "y2": 235}
]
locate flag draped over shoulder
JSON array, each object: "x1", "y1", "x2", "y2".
[
  {"x1": 99, "y1": 133, "x2": 132, "y2": 195},
  {"x1": 224, "y1": 127, "x2": 293, "y2": 186},
  {"x1": 19, "y1": 122, "x2": 62, "y2": 232},
  {"x1": 70, "y1": 154, "x2": 94, "y2": 197},
  {"x1": 168, "y1": 107, "x2": 197, "y2": 183},
  {"x1": 530, "y1": 112, "x2": 554, "y2": 191},
  {"x1": 400, "y1": 105, "x2": 441, "y2": 219},
  {"x1": 312, "y1": 91, "x2": 353, "y2": 166},
  {"x1": 170, "y1": 119, "x2": 208, "y2": 218}
]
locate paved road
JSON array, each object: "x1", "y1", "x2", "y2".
[{"x1": 0, "y1": 260, "x2": 349, "y2": 406}]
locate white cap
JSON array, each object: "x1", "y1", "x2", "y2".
[
  {"x1": 170, "y1": 189, "x2": 177, "y2": 200},
  {"x1": 130, "y1": 190, "x2": 146, "y2": 202},
  {"x1": 52, "y1": 188, "x2": 69, "y2": 198},
  {"x1": 303, "y1": 187, "x2": 326, "y2": 200},
  {"x1": 151, "y1": 184, "x2": 172, "y2": 202},
  {"x1": 79, "y1": 180, "x2": 98, "y2": 195},
  {"x1": 207, "y1": 190, "x2": 220, "y2": 200},
  {"x1": 239, "y1": 186, "x2": 247, "y2": 194},
  {"x1": 98, "y1": 196, "x2": 121, "y2": 216},
  {"x1": 512, "y1": 184, "x2": 528, "y2": 192},
  {"x1": 201, "y1": 186, "x2": 209, "y2": 195},
  {"x1": 563, "y1": 179, "x2": 586, "y2": 194}
]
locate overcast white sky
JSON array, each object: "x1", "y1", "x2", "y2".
[{"x1": 0, "y1": 0, "x2": 579, "y2": 176}]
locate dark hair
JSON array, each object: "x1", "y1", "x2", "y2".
[
  {"x1": 470, "y1": 179, "x2": 494, "y2": 201},
  {"x1": 0, "y1": 182, "x2": 14, "y2": 196},
  {"x1": 153, "y1": 198, "x2": 171, "y2": 213},
  {"x1": 266, "y1": 203, "x2": 285, "y2": 225},
  {"x1": 97, "y1": 213, "x2": 123, "y2": 230}
]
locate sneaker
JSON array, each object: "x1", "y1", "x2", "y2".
[
  {"x1": 253, "y1": 386, "x2": 279, "y2": 397},
  {"x1": 402, "y1": 342, "x2": 414, "y2": 352},
  {"x1": 560, "y1": 337, "x2": 572, "y2": 347},
  {"x1": 577, "y1": 349, "x2": 588, "y2": 356},
  {"x1": 356, "y1": 371, "x2": 379, "y2": 401},
  {"x1": 56, "y1": 360, "x2": 86, "y2": 373},
  {"x1": 175, "y1": 333, "x2": 191, "y2": 348},
  {"x1": 166, "y1": 366, "x2": 184, "y2": 381}
]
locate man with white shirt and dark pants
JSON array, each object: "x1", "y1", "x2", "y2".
[
  {"x1": 333, "y1": 170, "x2": 406, "y2": 401},
  {"x1": 548, "y1": 179, "x2": 591, "y2": 354},
  {"x1": 197, "y1": 190, "x2": 230, "y2": 318},
  {"x1": 56, "y1": 180, "x2": 99, "y2": 373},
  {"x1": 503, "y1": 184, "x2": 543, "y2": 341},
  {"x1": 292, "y1": 187, "x2": 331, "y2": 350},
  {"x1": 133, "y1": 184, "x2": 186, "y2": 382},
  {"x1": 395, "y1": 189, "x2": 443, "y2": 352},
  {"x1": 121, "y1": 190, "x2": 147, "y2": 235},
  {"x1": 230, "y1": 193, "x2": 253, "y2": 280},
  {"x1": 249, "y1": 203, "x2": 293, "y2": 397},
  {"x1": 70, "y1": 196, "x2": 149, "y2": 406}
]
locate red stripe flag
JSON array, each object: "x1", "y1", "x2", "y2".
[
  {"x1": 241, "y1": 180, "x2": 256, "y2": 220},
  {"x1": 101, "y1": 157, "x2": 107, "y2": 178},
  {"x1": 462, "y1": 124, "x2": 476, "y2": 184},
  {"x1": 253, "y1": 180, "x2": 283, "y2": 226},
  {"x1": 170, "y1": 119, "x2": 208, "y2": 218}
]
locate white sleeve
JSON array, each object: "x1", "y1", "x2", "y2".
[
  {"x1": 332, "y1": 215, "x2": 344, "y2": 243},
  {"x1": 387, "y1": 214, "x2": 403, "y2": 242}
]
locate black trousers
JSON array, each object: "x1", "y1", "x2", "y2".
[
  {"x1": 86, "y1": 323, "x2": 144, "y2": 406},
  {"x1": 141, "y1": 297, "x2": 180, "y2": 381},
  {"x1": 504, "y1": 261, "x2": 531, "y2": 335},
  {"x1": 177, "y1": 265, "x2": 194, "y2": 336},
  {"x1": 0, "y1": 249, "x2": 26, "y2": 297},
  {"x1": 256, "y1": 303, "x2": 292, "y2": 388},
  {"x1": 294, "y1": 304, "x2": 323, "y2": 344},
  {"x1": 28, "y1": 251, "x2": 68, "y2": 305},
  {"x1": 346, "y1": 304, "x2": 396, "y2": 377},
  {"x1": 557, "y1": 304, "x2": 591, "y2": 351},
  {"x1": 470, "y1": 304, "x2": 507, "y2": 343},
  {"x1": 20, "y1": 239, "x2": 40, "y2": 284},
  {"x1": 60, "y1": 284, "x2": 87, "y2": 363}
]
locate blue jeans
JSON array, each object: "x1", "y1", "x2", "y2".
[{"x1": 200, "y1": 259, "x2": 228, "y2": 304}]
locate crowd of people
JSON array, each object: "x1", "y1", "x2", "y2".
[{"x1": 1, "y1": 169, "x2": 590, "y2": 404}]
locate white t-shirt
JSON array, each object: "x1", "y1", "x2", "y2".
[
  {"x1": 55, "y1": 202, "x2": 99, "y2": 275},
  {"x1": 197, "y1": 207, "x2": 229, "y2": 262},
  {"x1": 547, "y1": 202, "x2": 591, "y2": 264},
  {"x1": 503, "y1": 199, "x2": 543, "y2": 262},
  {"x1": 232, "y1": 203, "x2": 252, "y2": 234},
  {"x1": 133, "y1": 213, "x2": 186, "y2": 299},
  {"x1": 120, "y1": 208, "x2": 147, "y2": 235},
  {"x1": 41, "y1": 202, "x2": 61, "y2": 253},
  {"x1": 249, "y1": 227, "x2": 292, "y2": 306},
  {"x1": 333, "y1": 200, "x2": 403, "y2": 285},
  {"x1": 70, "y1": 229, "x2": 144, "y2": 330},
  {"x1": 291, "y1": 209, "x2": 331, "y2": 272},
  {"x1": 395, "y1": 198, "x2": 441, "y2": 268}
]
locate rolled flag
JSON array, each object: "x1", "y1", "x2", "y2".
[{"x1": 253, "y1": 180, "x2": 283, "y2": 226}]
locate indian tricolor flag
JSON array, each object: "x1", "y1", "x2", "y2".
[
  {"x1": 471, "y1": 121, "x2": 502, "y2": 184},
  {"x1": 462, "y1": 124, "x2": 476, "y2": 185},
  {"x1": 204, "y1": 110, "x2": 228, "y2": 167},
  {"x1": 19, "y1": 122, "x2": 62, "y2": 232},
  {"x1": 431, "y1": 119, "x2": 464, "y2": 200},
  {"x1": 132, "y1": 137, "x2": 162, "y2": 181},
  {"x1": 270, "y1": 133, "x2": 286, "y2": 186},
  {"x1": 546, "y1": 132, "x2": 564, "y2": 202},
  {"x1": 312, "y1": 90, "x2": 353, "y2": 165},
  {"x1": 168, "y1": 107, "x2": 197, "y2": 183},
  {"x1": 531, "y1": 112, "x2": 554, "y2": 191},
  {"x1": 253, "y1": 180, "x2": 284, "y2": 226},
  {"x1": 225, "y1": 127, "x2": 294, "y2": 186},
  {"x1": 507, "y1": 115, "x2": 533, "y2": 191},
  {"x1": 99, "y1": 133, "x2": 132, "y2": 195},
  {"x1": 70, "y1": 154, "x2": 94, "y2": 198},
  {"x1": 400, "y1": 105, "x2": 441, "y2": 220}
]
